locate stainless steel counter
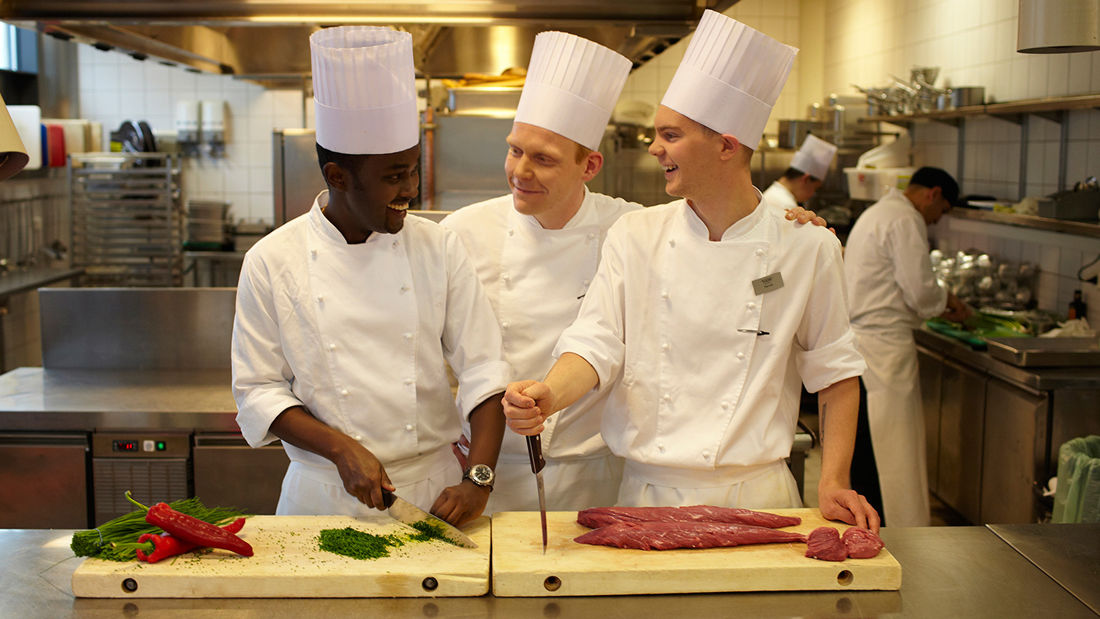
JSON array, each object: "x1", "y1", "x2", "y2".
[
  {"x1": 989, "y1": 523, "x2": 1100, "y2": 615},
  {"x1": 2, "y1": 525, "x2": 1095, "y2": 618},
  {"x1": 0, "y1": 367, "x2": 238, "y2": 432},
  {"x1": 914, "y1": 327, "x2": 1100, "y2": 391}
]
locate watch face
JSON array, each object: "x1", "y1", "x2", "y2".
[{"x1": 470, "y1": 464, "x2": 493, "y2": 484}]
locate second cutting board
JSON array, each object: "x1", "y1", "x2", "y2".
[{"x1": 492, "y1": 508, "x2": 900, "y2": 596}]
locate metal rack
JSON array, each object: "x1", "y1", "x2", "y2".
[{"x1": 68, "y1": 153, "x2": 183, "y2": 286}]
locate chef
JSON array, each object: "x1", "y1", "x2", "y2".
[
  {"x1": 232, "y1": 26, "x2": 510, "y2": 527},
  {"x1": 762, "y1": 134, "x2": 838, "y2": 213},
  {"x1": 502, "y1": 11, "x2": 880, "y2": 532},
  {"x1": 844, "y1": 166, "x2": 971, "y2": 527},
  {"x1": 440, "y1": 32, "x2": 637, "y2": 513}
]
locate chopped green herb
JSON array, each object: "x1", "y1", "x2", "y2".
[
  {"x1": 318, "y1": 519, "x2": 461, "y2": 560},
  {"x1": 409, "y1": 520, "x2": 459, "y2": 546}
]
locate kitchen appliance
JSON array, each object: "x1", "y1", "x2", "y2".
[
  {"x1": 72, "y1": 515, "x2": 492, "y2": 598},
  {"x1": 491, "y1": 509, "x2": 901, "y2": 596},
  {"x1": 1018, "y1": 0, "x2": 1100, "y2": 53},
  {"x1": 272, "y1": 128, "x2": 325, "y2": 226},
  {"x1": 185, "y1": 199, "x2": 230, "y2": 249},
  {"x1": 0, "y1": 432, "x2": 90, "y2": 528},
  {"x1": 91, "y1": 431, "x2": 190, "y2": 524},
  {"x1": 1038, "y1": 188, "x2": 1100, "y2": 221},
  {"x1": 192, "y1": 433, "x2": 287, "y2": 515},
  {"x1": 776, "y1": 120, "x2": 826, "y2": 149}
]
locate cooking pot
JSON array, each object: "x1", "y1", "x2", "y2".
[{"x1": 951, "y1": 86, "x2": 985, "y2": 108}]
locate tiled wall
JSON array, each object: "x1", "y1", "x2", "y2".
[{"x1": 76, "y1": 44, "x2": 307, "y2": 224}]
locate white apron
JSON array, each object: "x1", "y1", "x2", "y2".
[{"x1": 853, "y1": 327, "x2": 930, "y2": 526}]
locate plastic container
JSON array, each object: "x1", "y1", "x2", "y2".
[
  {"x1": 1052, "y1": 435, "x2": 1100, "y2": 523},
  {"x1": 844, "y1": 167, "x2": 916, "y2": 200}
]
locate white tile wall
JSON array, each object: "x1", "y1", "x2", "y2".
[{"x1": 77, "y1": 44, "x2": 307, "y2": 224}]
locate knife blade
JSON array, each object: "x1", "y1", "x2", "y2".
[
  {"x1": 526, "y1": 434, "x2": 548, "y2": 554},
  {"x1": 381, "y1": 490, "x2": 478, "y2": 549}
]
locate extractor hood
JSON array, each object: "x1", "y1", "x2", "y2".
[{"x1": 1, "y1": 1, "x2": 739, "y2": 88}]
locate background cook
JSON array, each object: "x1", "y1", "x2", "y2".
[
  {"x1": 232, "y1": 26, "x2": 509, "y2": 527},
  {"x1": 762, "y1": 134, "x2": 838, "y2": 213}
]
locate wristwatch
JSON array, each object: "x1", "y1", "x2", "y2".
[{"x1": 463, "y1": 463, "x2": 495, "y2": 491}]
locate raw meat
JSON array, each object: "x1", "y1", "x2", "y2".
[
  {"x1": 804, "y1": 526, "x2": 848, "y2": 561},
  {"x1": 842, "y1": 527, "x2": 885, "y2": 559},
  {"x1": 573, "y1": 521, "x2": 807, "y2": 551},
  {"x1": 577, "y1": 505, "x2": 801, "y2": 530}
]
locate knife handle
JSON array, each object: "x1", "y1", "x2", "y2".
[
  {"x1": 381, "y1": 489, "x2": 397, "y2": 509},
  {"x1": 526, "y1": 434, "x2": 545, "y2": 474}
]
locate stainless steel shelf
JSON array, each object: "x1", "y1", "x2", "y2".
[{"x1": 948, "y1": 208, "x2": 1100, "y2": 238}]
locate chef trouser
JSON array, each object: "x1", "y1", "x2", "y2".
[
  {"x1": 853, "y1": 328, "x2": 931, "y2": 527},
  {"x1": 275, "y1": 445, "x2": 462, "y2": 517},
  {"x1": 484, "y1": 452, "x2": 624, "y2": 514},
  {"x1": 616, "y1": 459, "x2": 802, "y2": 509}
]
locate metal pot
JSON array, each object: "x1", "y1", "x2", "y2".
[{"x1": 951, "y1": 86, "x2": 985, "y2": 108}]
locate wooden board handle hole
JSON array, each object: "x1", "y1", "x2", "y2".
[
  {"x1": 421, "y1": 576, "x2": 439, "y2": 591},
  {"x1": 544, "y1": 575, "x2": 562, "y2": 591},
  {"x1": 121, "y1": 577, "x2": 138, "y2": 593},
  {"x1": 836, "y1": 570, "x2": 853, "y2": 586}
]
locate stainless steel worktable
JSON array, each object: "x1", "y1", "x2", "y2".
[
  {"x1": 0, "y1": 367, "x2": 238, "y2": 431},
  {"x1": 988, "y1": 523, "x2": 1100, "y2": 615},
  {"x1": 2, "y1": 526, "x2": 1096, "y2": 618}
]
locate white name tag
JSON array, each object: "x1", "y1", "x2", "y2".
[{"x1": 752, "y1": 272, "x2": 785, "y2": 295}]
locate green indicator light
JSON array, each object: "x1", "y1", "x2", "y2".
[{"x1": 156, "y1": 441, "x2": 166, "y2": 451}]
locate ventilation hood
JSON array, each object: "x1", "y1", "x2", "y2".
[{"x1": 2, "y1": 1, "x2": 738, "y2": 89}]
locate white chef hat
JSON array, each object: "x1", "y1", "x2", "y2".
[
  {"x1": 661, "y1": 10, "x2": 797, "y2": 150},
  {"x1": 514, "y1": 31, "x2": 632, "y2": 151},
  {"x1": 310, "y1": 26, "x2": 418, "y2": 155},
  {"x1": 790, "y1": 134, "x2": 838, "y2": 179}
]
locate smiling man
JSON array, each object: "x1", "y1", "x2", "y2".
[
  {"x1": 501, "y1": 12, "x2": 880, "y2": 532},
  {"x1": 231, "y1": 26, "x2": 509, "y2": 527}
]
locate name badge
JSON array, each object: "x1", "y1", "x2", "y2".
[{"x1": 752, "y1": 272, "x2": 785, "y2": 296}]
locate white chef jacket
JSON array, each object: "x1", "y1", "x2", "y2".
[
  {"x1": 844, "y1": 187, "x2": 947, "y2": 330},
  {"x1": 441, "y1": 188, "x2": 640, "y2": 511},
  {"x1": 232, "y1": 191, "x2": 510, "y2": 513},
  {"x1": 762, "y1": 181, "x2": 798, "y2": 214},
  {"x1": 554, "y1": 191, "x2": 865, "y2": 504},
  {"x1": 843, "y1": 186, "x2": 943, "y2": 526}
]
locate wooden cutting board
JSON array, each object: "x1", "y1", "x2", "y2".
[
  {"x1": 491, "y1": 508, "x2": 900, "y2": 596},
  {"x1": 71, "y1": 515, "x2": 490, "y2": 598}
]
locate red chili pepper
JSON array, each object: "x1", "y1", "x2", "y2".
[
  {"x1": 135, "y1": 517, "x2": 247, "y2": 563},
  {"x1": 126, "y1": 492, "x2": 253, "y2": 557}
]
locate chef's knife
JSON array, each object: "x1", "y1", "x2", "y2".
[
  {"x1": 381, "y1": 489, "x2": 478, "y2": 549},
  {"x1": 526, "y1": 434, "x2": 548, "y2": 554}
]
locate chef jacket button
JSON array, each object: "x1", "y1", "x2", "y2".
[
  {"x1": 328, "y1": 343, "x2": 336, "y2": 351},
  {"x1": 502, "y1": 273, "x2": 510, "y2": 283},
  {"x1": 405, "y1": 424, "x2": 414, "y2": 432},
  {"x1": 392, "y1": 240, "x2": 399, "y2": 248},
  {"x1": 400, "y1": 285, "x2": 409, "y2": 293},
  {"x1": 508, "y1": 229, "x2": 514, "y2": 236},
  {"x1": 658, "y1": 444, "x2": 665, "y2": 452},
  {"x1": 755, "y1": 248, "x2": 765, "y2": 257},
  {"x1": 660, "y1": 290, "x2": 669, "y2": 299},
  {"x1": 736, "y1": 352, "x2": 745, "y2": 360},
  {"x1": 404, "y1": 378, "x2": 414, "y2": 386},
  {"x1": 721, "y1": 401, "x2": 729, "y2": 409},
  {"x1": 316, "y1": 295, "x2": 324, "y2": 303},
  {"x1": 669, "y1": 239, "x2": 676, "y2": 248},
  {"x1": 353, "y1": 434, "x2": 362, "y2": 441},
  {"x1": 340, "y1": 389, "x2": 349, "y2": 396},
  {"x1": 746, "y1": 302, "x2": 756, "y2": 310},
  {"x1": 501, "y1": 321, "x2": 510, "y2": 330},
  {"x1": 662, "y1": 393, "x2": 670, "y2": 401},
  {"x1": 404, "y1": 332, "x2": 413, "y2": 340},
  {"x1": 661, "y1": 342, "x2": 669, "y2": 351},
  {"x1": 702, "y1": 450, "x2": 710, "y2": 459},
  {"x1": 310, "y1": 249, "x2": 317, "y2": 258}
]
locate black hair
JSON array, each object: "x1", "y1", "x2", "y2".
[
  {"x1": 315, "y1": 143, "x2": 369, "y2": 178},
  {"x1": 908, "y1": 167, "x2": 960, "y2": 205},
  {"x1": 782, "y1": 167, "x2": 819, "y2": 183}
]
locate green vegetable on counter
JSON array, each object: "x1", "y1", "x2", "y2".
[{"x1": 71, "y1": 496, "x2": 249, "y2": 562}]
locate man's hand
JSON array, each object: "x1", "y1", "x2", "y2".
[
  {"x1": 431, "y1": 480, "x2": 491, "y2": 527},
  {"x1": 818, "y1": 481, "x2": 881, "y2": 534},
  {"x1": 501, "y1": 380, "x2": 553, "y2": 435},
  {"x1": 331, "y1": 438, "x2": 395, "y2": 510},
  {"x1": 786, "y1": 206, "x2": 829, "y2": 229},
  {"x1": 940, "y1": 291, "x2": 972, "y2": 323}
]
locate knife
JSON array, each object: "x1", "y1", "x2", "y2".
[
  {"x1": 381, "y1": 489, "x2": 478, "y2": 549},
  {"x1": 526, "y1": 434, "x2": 548, "y2": 554}
]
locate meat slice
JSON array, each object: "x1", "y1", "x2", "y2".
[
  {"x1": 842, "y1": 527, "x2": 885, "y2": 559},
  {"x1": 577, "y1": 505, "x2": 801, "y2": 530},
  {"x1": 573, "y1": 521, "x2": 807, "y2": 551},
  {"x1": 805, "y1": 526, "x2": 848, "y2": 561}
]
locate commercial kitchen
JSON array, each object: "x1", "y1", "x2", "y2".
[{"x1": 0, "y1": 0, "x2": 1098, "y2": 616}]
